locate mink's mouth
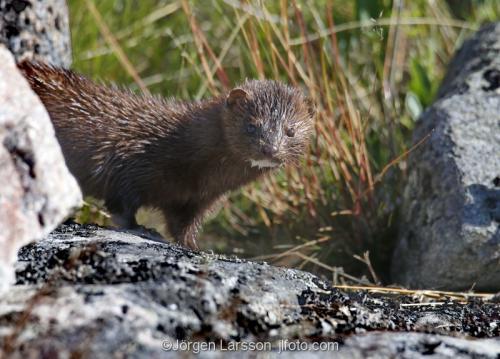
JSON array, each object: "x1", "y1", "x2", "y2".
[{"x1": 248, "y1": 158, "x2": 281, "y2": 169}]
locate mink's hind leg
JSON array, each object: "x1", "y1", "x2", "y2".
[
  {"x1": 163, "y1": 204, "x2": 203, "y2": 249},
  {"x1": 107, "y1": 201, "x2": 138, "y2": 229},
  {"x1": 108, "y1": 199, "x2": 165, "y2": 242},
  {"x1": 106, "y1": 195, "x2": 140, "y2": 228},
  {"x1": 111, "y1": 211, "x2": 138, "y2": 229}
]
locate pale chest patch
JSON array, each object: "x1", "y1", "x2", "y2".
[{"x1": 249, "y1": 159, "x2": 279, "y2": 169}]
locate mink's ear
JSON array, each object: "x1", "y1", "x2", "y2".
[{"x1": 226, "y1": 88, "x2": 248, "y2": 107}]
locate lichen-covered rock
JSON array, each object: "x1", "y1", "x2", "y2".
[
  {"x1": 0, "y1": 46, "x2": 81, "y2": 293},
  {"x1": 392, "y1": 22, "x2": 500, "y2": 290},
  {"x1": 0, "y1": 0, "x2": 71, "y2": 67},
  {"x1": 339, "y1": 332, "x2": 500, "y2": 359},
  {"x1": 0, "y1": 224, "x2": 497, "y2": 357}
]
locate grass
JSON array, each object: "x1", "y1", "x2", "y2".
[{"x1": 68, "y1": 0, "x2": 500, "y2": 285}]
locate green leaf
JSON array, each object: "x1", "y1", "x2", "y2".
[
  {"x1": 409, "y1": 58, "x2": 433, "y2": 107},
  {"x1": 405, "y1": 91, "x2": 423, "y2": 122}
]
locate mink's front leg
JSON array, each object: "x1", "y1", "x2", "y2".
[{"x1": 163, "y1": 203, "x2": 203, "y2": 250}]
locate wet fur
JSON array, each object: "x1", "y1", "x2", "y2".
[{"x1": 18, "y1": 61, "x2": 313, "y2": 248}]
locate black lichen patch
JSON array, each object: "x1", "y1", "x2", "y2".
[
  {"x1": 420, "y1": 339, "x2": 442, "y2": 355},
  {"x1": 54, "y1": 221, "x2": 99, "y2": 237},
  {"x1": 15, "y1": 242, "x2": 186, "y2": 285},
  {"x1": 15, "y1": 223, "x2": 211, "y2": 287},
  {"x1": 295, "y1": 288, "x2": 499, "y2": 338},
  {"x1": 482, "y1": 68, "x2": 500, "y2": 91},
  {"x1": 11, "y1": 0, "x2": 29, "y2": 13}
]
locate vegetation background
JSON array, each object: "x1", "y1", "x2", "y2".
[{"x1": 68, "y1": 0, "x2": 500, "y2": 285}]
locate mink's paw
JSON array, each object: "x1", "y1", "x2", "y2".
[{"x1": 183, "y1": 237, "x2": 199, "y2": 251}]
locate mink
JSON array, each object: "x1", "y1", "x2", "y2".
[{"x1": 18, "y1": 61, "x2": 314, "y2": 248}]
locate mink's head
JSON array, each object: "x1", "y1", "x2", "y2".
[{"x1": 222, "y1": 80, "x2": 314, "y2": 169}]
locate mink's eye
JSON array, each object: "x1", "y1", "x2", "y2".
[
  {"x1": 246, "y1": 123, "x2": 257, "y2": 134},
  {"x1": 286, "y1": 127, "x2": 295, "y2": 137}
]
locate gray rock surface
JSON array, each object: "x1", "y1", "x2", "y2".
[
  {"x1": 0, "y1": 46, "x2": 81, "y2": 293},
  {"x1": 0, "y1": 223, "x2": 497, "y2": 358},
  {"x1": 339, "y1": 332, "x2": 500, "y2": 359},
  {"x1": 392, "y1": 22, "x2": 500, "y2": 290},
  {"x1": 0, "y1": 0, "x2": 71, "y2": 67}
]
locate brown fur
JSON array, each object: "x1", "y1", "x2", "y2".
[{"x1": 18, "y1": 61, "x2": 313, "y2": 248}]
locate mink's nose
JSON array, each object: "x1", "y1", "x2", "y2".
[{"x1": 261, "y1": 144, "x2": 279, "y2": 157}]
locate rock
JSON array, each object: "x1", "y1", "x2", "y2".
[
  {"x1": 0, "y1": 0, "x2": 71, "y2": 67},
  {"x1": 0, "y1": 223, "x2": 497, "y2": 357},
  {"x1": 339, "y1": 332, "x2": 500, "y2": 359},
  {"x1": 392, "y1": 22, "x2": 500, "y2": 290},
  {"x1": 0, "y1": 46, "x2": 81, "y2": 293}
]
